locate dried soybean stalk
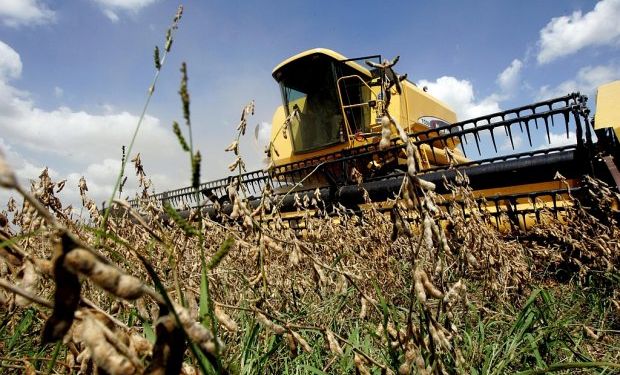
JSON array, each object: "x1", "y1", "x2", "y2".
[
  {"x1": 43, "y1": 233, "x2": 82, "y2": 343},
  {"x1": 146, "y1": 308, "x2": 186, "y2": 375}
]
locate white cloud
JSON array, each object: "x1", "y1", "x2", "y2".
[
  {"x1": 538, "y1": 64, "x2": 620, "y2": 100},
  {"x1": 0, "y1": 40, "x2": 186, "y2": 209},
  {"x1": 93, "y1": 0, "x2": 158, "y2": 21},
  {"x1": 0, "y1": 0, "x2": 55, "y2": 27},
  {"x1": 103, "y1": 9, "x2": 120, "y2": 22},
  {"x1": 0, "y1": 41, "x2": 22, "y2": 80},
  {"x1": 418, "y1": 76, "x2": 501, "y2": 120},
  {"x1": 500, "y1": 134, "x2": 523, "y2": 151},
  {"x1": 0, "y1": 138, "x2": 57, "y2": 183},
  {"x1": 53, "y1": 86, "x2": 63, "y2": 98},
  {"x1": 0, "y1": 137, "x2": 58, "y2": 210},
  {"x1": 497, "y1": 59, "x2": 523, "y2": 93},
  {"x1": 546, "y1": 131, "x2": 576, "y2": 149},
  {"x1": 537, "y1": 0, "x2": 620, "y2": 64}
]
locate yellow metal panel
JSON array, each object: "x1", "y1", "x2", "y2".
[
  {"x1": 269, "y1": 49, "x2": 458, "y2": 167},
  {"x1": 594, "y1": 80, "x2": 620, "y2": 131},
  {"x1": 272, "y1": 48, "x2": 371, "y2": 77}
]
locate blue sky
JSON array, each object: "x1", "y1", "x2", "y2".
[{"x1": 1, "y1": 0, "x2": 619, "y2": 209}]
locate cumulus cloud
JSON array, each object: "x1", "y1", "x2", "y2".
[
  {"x1": 0, "y1": 40, "x2": 185, "y2": 208},
  {"x1": 0, "y1": 41, "x2": 22, "y2": 80},
  {"x1": 538, "y1": 64, "x2": 620, "y2": 100},
  {"x1": 537, "y1": 0, "x2": 620, "y2": 64},
  {"x1": 500, "y1": 134, "x2": 523, "y2": 151},
  {"x1": 0, "y1": 137, "x2": 58, "y2": 208},
  {"x1": 497, "y1": 59, "x2": 523, "y2": 93},
  {"x1": 0, "y1": 138, "x2": 57, "y2": 184},
  {"x1": 418, "y1": 76, "x2": 501, "y2": 120},
  {"x1": 93, "y1": 0, "x2": 158, "y2": 21},
  {"x1": 543, "y1": 131, "x2": 576, "y2": 149},
  {"x1": 0, "y1": 0, "x2": 55, "y2": 27}
]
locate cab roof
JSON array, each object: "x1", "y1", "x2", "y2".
[{"x1": 271, "y1": 48, "x2": 372, "y2": 80}]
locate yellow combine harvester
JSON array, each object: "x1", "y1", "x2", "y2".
[
  {"x1": 135, "y1": 49, "x2": 620, "y2": 229},
  {"x1": 268, "y1": 49, "x2": 461, "y2": 168}
]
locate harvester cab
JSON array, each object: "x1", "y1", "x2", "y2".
[{"x1": 266, "y1": 48, "x2": 466, "y2": 191}]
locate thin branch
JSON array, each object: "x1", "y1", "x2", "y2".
[{"x1": 0, "y1": 278, "x2": 53, "y2": 308}]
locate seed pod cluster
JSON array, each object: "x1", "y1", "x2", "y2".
[
  {"x1": 288, "y1": 243, "x2": 301, "y2": 266},
  {"x1": 466, "y1": 252, "x2": 480, "y2": 268},
  {"x1": 228, "y1": 156, "x2": 245, "y2": 172},
  {"x1": 15, "y1": 261, "x2": 39, "y2": 307},
  {"x1": 354, "y1": 353, "x2": 371, "y2": 375},
  {"x1": 398, "y1": 344, "x2": 417, "y2": 375},
  {"x1": 422, "y1": 214, "x2": 434, "y2": 252},
  {"x1": 224, "y1": 140, "x2": 239, "y2": 155},
  {"x1": 429, "y1": 215, "x2": 450, "y2": 253},
  {"x1": 443, "y1": 280, "x2": 466, "y2": 307},
  {"x1": 401, "y1": 178, "x2": 416, "y2": 209},
  {"x1": 214, "y1": 305, "x2": 238, "y2": 332},
  {"x1": 359, "y1": 296, "x2": 368, "y2": 319},
  {"x1": 64, "y1": 248, "x2": 144, "y2": 300},
  {"x1": 325, "y1": 329, "x2": 343, "y2": 356},
  {"x1": 261, "y1": 236, "x2": 283, "y2": 253},
  {"x1": 414, "y1": 268, "x2": 427, "y2": 303},
  {"x1": 256, "y1": 312, "x2": 286, "y2": 335},
  {"x1": 281, "y1": 333, "x2": 295, "y2": 356},
  {"x1": 414, "y1": 267, "x2": 443, "y2": 303},
  {"x1": 379, "y1": 115, "x2": 392, "y2": 150},
  {"x1": 81, "y1": 317, "x2": 137, "y2": 375},
  {"x1": 406, "y1": 141, "x2": 417, "y2": 177},
  {"x1": 292, "y1": 331, "x2": 313, "y2": 354},
  {"x1": 428, "y1": 320, "x2": 452, "y2": 350},
  {"x1": 413, "y1": 176, "x2": 436, "y2": 191},
  {"x1": 129, "y1": 333, "x2": 152, "y2": 358},
  {"x1": 174, "y1": 303, "x2": 223, "y2": 354}
]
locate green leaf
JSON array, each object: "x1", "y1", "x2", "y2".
[
  {"x1": 46, "y1": 341, "x2": 62, "y2": 375},
  {"x1": 191, "y1": 151, "x2": 201, "y2": 189},
  {"x1": 143, "y1": 320, "x2": 156, "y2": 344},
  {"x1": 164, "y1": 202, "x2": 198, "y2": 236},
  {"x1": 300, "y1": 365, "x2": 329, "y2": 375},
  {"x1": 199, "y1": 265, "x2": 209, "y2": 321},
  {"x1": 8, "y1": 308, "x2": 33, "y2": 350},
  {"x1": 208, "y1": 236, "x2": 235, "y2": 270},
  {"x1": 172, "y1": 121, "x2": 189, "y2": 152},
  {"x1": 525, "y1": 333, "x2": 544, "y2": 368}
]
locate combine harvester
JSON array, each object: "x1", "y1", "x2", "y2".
[{"x1": 131, "y1": 49, "x2": 620, "y2": 230}]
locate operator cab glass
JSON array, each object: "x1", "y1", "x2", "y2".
[{"x1": 274, "y1": 53, "x2": 373, "y2": 153}]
